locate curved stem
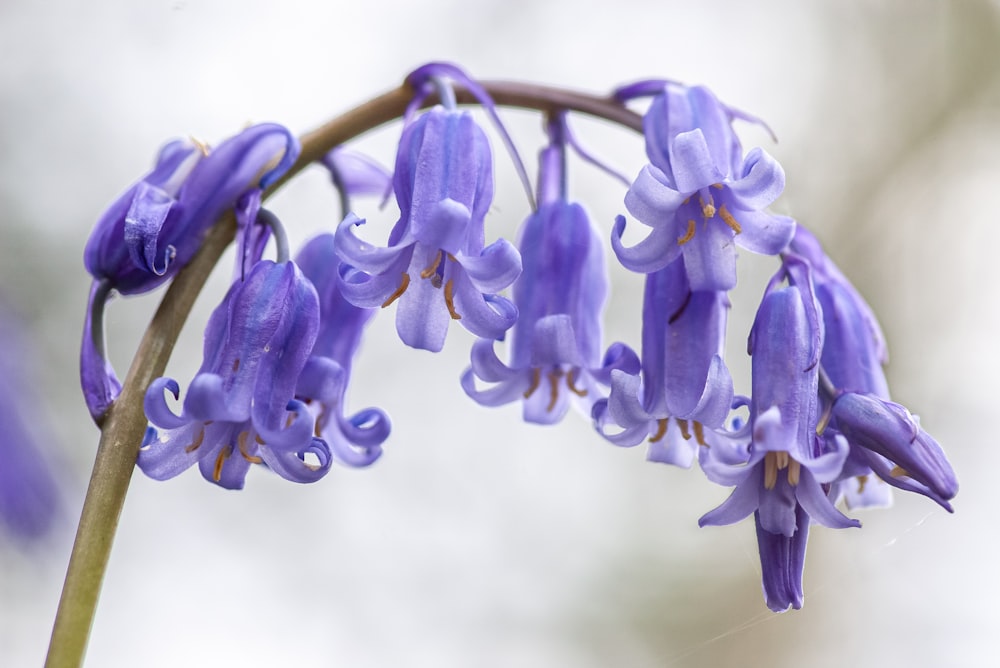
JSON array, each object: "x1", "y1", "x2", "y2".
[{"x1": 46, "y1": 79, "x2": 642, "y2": 667}]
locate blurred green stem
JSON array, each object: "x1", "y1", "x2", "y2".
[{"x1": 45, "y1": 80, "x2": 640, "y2": 667}]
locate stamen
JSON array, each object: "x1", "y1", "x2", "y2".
[
  {"x1": 763, "y1": 452, "x2": 778, "y2": 490},
  {"x1": 676, "y1": 418, "x2": 692, "y2": 440},
  {"x1": 774, "y1": 451, "x2": 790, "y2": 470},
  {"x1": 816, "y1": 405, "x2": 832, "y2": 435},
  {"x1": 546, "y1": 368, "x2": 562, "y2": 412},
  {"x1": 677, "y1": 219, "x2": 696, "y2": 245},
  {"x1": 381, "y1": 272, "x2": 410, "y2": 308},
  {"x1": 184, "y1": 425, "x2": 206, "y2": 453},
  {"x1": 700, "y1": 197, "x2": 716, "y2": 219},
  {"x1": 649, "y1": 418, "x2": 668, "y2": 444},
  {"x1": 787, "y1": 460, "x2": 801, "y2": 486},
  {"x1": 524, "y1": 368, "x2": 542, "y2": 399},
  {"x1": 232, "y1": 358, "x2": 240, "y2": 373},
  {"x1": 314, "y1": 407, "x2": 330, "y2": 438},
  {"x1": 711, "y1": 183, "x2": 723, "y2": 190},
  {"x1": 693, "y1": 421, "x2": 706, "y2": 446},
  {"x1": 444, "y1": 279, "x2": 461, "y2": 319},
  {"x1": 213, "y1": 444, "x2": 233, "y2": 482},
  {"x1": 566, "y1": 368, "x2": 588, "y2": 397},
  {"x1": 189, "y1": 136, "x2": 210, "y2": 156},
  {"x1": 420, "y1": 250, "x2": 443, "y2": 279},
  {"x1": 285, "y1": 411, "x2": 297, "y2": 428},
  {"x1": 718, "y1": 205, "x2": 742, "y2": 234},
  {"x1": 238, "y1": 430, "x2": 263, "y2": 464},
  {"x1": 255, "y1": 434, "x2": 266, "y2": 445},
  {"x1": 856, "y1": 474, "x2": 869, "y2": 494},
  {"x1": 889, "y1": 465, "x2": 909, "y2": 478}
]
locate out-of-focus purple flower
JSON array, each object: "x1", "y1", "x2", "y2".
[
  {"x1": 81, "y1": 124, "x2": 300, "y2": 422},
  {"x1": 461, "y1": 119, "x2": 638, "y2": 423},
  {"x1": 335, "y1": 106, "x2": 521, "y2": 352},
  {"x1": 593, "y1": 254, "x2": 733, "y2": 466},
  {"x1": 699, "y1": 262, "x2": 858, "y2": 611},
  {"x1": 0, "y1": 301, "x2": 60, "y2": 540},
  {"x1": 612, "y1": 83, "x2": 794, "y2": 290},
  {"x1": 139, "y1": 260, "x2": 329, "y2": 489},
  {"x1": 294, "y1": 234, "x2": 390, "y2": 467},
  {"x1": 321, "y1": 147, "x2": 393, "y2": 219}
]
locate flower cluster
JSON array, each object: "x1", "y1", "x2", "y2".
[{"x1": 80, "y1": 63, "x2": 957, "y2": 609}]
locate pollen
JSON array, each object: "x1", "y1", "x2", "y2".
[
  {"x1": 444, "y1": 279, "x2": 461, "y2": 319},
  {"x1": 420, "y1": 250, "x2": 443, "y2": 279},
  {"x1": 693, "y1": 421, "x2": 707, "y2": 446},
  {"x1": 649, "y1": 418, "x2": 668, "y2": 444},
  {"x1": 213, "y1": 444, "x2": 233, "y2": 482},
  {"x1": 718, "y1": 205, "x2": 742, "y2": 234},
  {"x1": 566, "y1": 368, "x2": 588, "y2": 397},
  {"x1": 237, "y1": 430, "x2": 262, "y2": 464},
  {"x1": 700, "y1": 197, "x2": 716, "y2": 219},
  {"x1": 381, "y1": 272, "x2": 411, "y2": 308},
  {"x1": 889, "y1": 465, "x2": 909, "y2": 479},
  {"x1": 524, "y1": 368, "x2": 541, "y2": 399},
  {"x1": 763, "y1": 451, "x2": 796, "y2": 490},
  {"x1": 676, "y1": 418, "x2": 692, "y2": 441},
  {"x1": 678, "y1": 219, "x2": 697, "y2": 245},
  {"x1": 184, "y1": 425, "x2": 206, "y2": 453},
  {"x1": 546, "y1": 368, "x2": 562, "y2": 412}
]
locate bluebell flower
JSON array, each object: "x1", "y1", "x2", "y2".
[
  {"x1": 81, "y1": 124, "x2": 300, "y2": 422},
  {"x1": 699, "y1": 260, "x2": 858, "y2": 612},
  {"x1": 139, "y1": 260, "x2": 330, "y2": 489},
  {"x1": 335, "y1": 106, "x2": 521, "y2": 352},
  {"x1": 612, "y1": 82, "x2": 794, "y2": 290},
  {"x1": 790, "y1": 226, "x2": 957, "y2": 509},
  {"x1": 0, "y1": 300, "x2": 60, "y2": 540},
  {"x1": 461, "y1": 120, "x2": 638, "y2": 423},
  {"x1": 593, "y1": 254, "x2": 733, "y2": 466},
  {"x1": 294, "y1": 234, "x2": 390, "y2": 466}
]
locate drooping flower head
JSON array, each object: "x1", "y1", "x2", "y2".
[
  {"x1": 461, "y1": 114, "x2": 638, "y2": 423},
  {"x1": 612, "y1": 81, "x2": 795, "y2": 290},
  {"x1": 698, "y1": 258, "x2": 858, "y2": 611},
  {"x1": 294, "y1": 234, "x2": 390, "y2": 467},
  {"x1": 81, "y1": 124, "x2": 300, "y2": 422},
  {"x1": 593, "y1": 253, "x2": 733, "y2": 466},
  {"x1": 139, "y1": 259, "x2": 329, "y2": 489},
  {"x1": 335, "y1": 102, "x2": 521, "y2": 352}
]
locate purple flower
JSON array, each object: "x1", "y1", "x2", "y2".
[
  {"x1": 81, "y1": 124, "x2": 300, "y2": 421},
  {"x1": 0, "y1": 301, "x2": 60, "y2": 540},
  {"x1": 139, "y1": 260, "x2": 330, "y2": 489},
  {"x1": 699, "y1": 263, "x2": 858, "y2": 611},
  {"x1": 294, "y1": 234, "x2": 390, "y2": 467},
  {"x1": 461, "y1": 125, "x2": 638, "y2": 423},
  {"x1": 335, "y1": 106, "x2": 521, "y2": 352},
  {"x1": 612, "y1": 83, "x2": 794, "y2": 290},
  {"x1": 593, "y1": 254, "x2": 733, "y2": 466}
]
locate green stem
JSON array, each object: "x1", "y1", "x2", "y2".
[{"x1": 45, "y1": 80, "x2": 641, "y2": 668}]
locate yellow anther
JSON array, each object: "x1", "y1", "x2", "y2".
[
  {"x1": 238, "y1": 430, "x2": 263, "y2": 464},
  {"x1": 774, "y1": 450, "x2": 790, "y2": 470},
  {"x1": 718, "y1": 205, "x2": 742, "y2": 234},
  {"x1": 889, "y1": 465, "x2": 909, "y2": 479},
  {"x1": 566, "y1": 368, "x2": 588, "y2": 397},
  {"x1": 676, "y1": 418, "x2": 692, "y2": 441},
  {"x1": 524, "y1": 368, "x2": 541, "y2": 399},
  {"x1": 255, "y1": 434, "x2": 266, "y2": 445},
  {"x1": 444, "y1": 279, "x2": 461, "y2": 319},
  {"x1": 711, "y1": 183, "x2": 724, "y2": 190},
  {"x1": 700, "y1": 197, "x2": 716, "y2": 219},
  {"x1": 185, "y1": 426, "x2": 206, "y2": 454},
  {"x1": 189, "y1": 136, "x2": 211, "y2": 156},
  {"x1": 420, "y1": 250, "x2": 443, "y2": 279},
  {"x1": 546, "y1": 369, "x2": 562, "y2": 412},
  {"x1": 649, "y1": 418, "x2": 668, "y2": 444},
  {"x1": 381, "y1": 272, "x2": 410, "y2": 308},
  {"x1": 764, "y1": 452, "x2": 779, "y2": 490},
  {"x1": 213, "y1": 444, "x2": 233, "y2": 482},
  {"x1": 787, "y1": 460, "x2": 801, "y2": 486},
  {"x1": 678, "y1": 219, "x2": 697, "y2": 245},
  {"x1": 856, "y1": 474, "x2": 869, "y2": 494},
  {"x1": 285, "y1": 411, "x2": 297, "y2": 428}
]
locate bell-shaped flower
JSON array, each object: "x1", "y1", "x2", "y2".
[
  {"x1": 612, "y1": 83, "x2": 794, "y2": 290},
  {"x1": 830, "y1": 393, "x2": 958, "y2": 510},
  {"x1": 139, "y1": 260, "x2": 330, "y2": 489},
  {"x1": 81, "y1": 124, "x2": 300, "y2": 421},
  {"x1": 461, "y1": 138, "x2": 638, "y2": 423},
  {"x1": 294, "y1": 234, "x2": 390, "y2": 466},
  {"x1": 335, "y1": 106, "x2": 521, "y2": 352},
  {"x1": 698, "y1": 263, "x2": 859, "y2": 611},
  {"x1": 593, "y1": 254, "x2": 733, "y2": 466}
]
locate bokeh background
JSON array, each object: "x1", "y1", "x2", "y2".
[{"x1": 1, "y1": 0, "x2": 997, "y2": 665}]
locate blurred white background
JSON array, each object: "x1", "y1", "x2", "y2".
[{"x1": 1, "y1": 0, "x2": 997, "y2": 666}]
